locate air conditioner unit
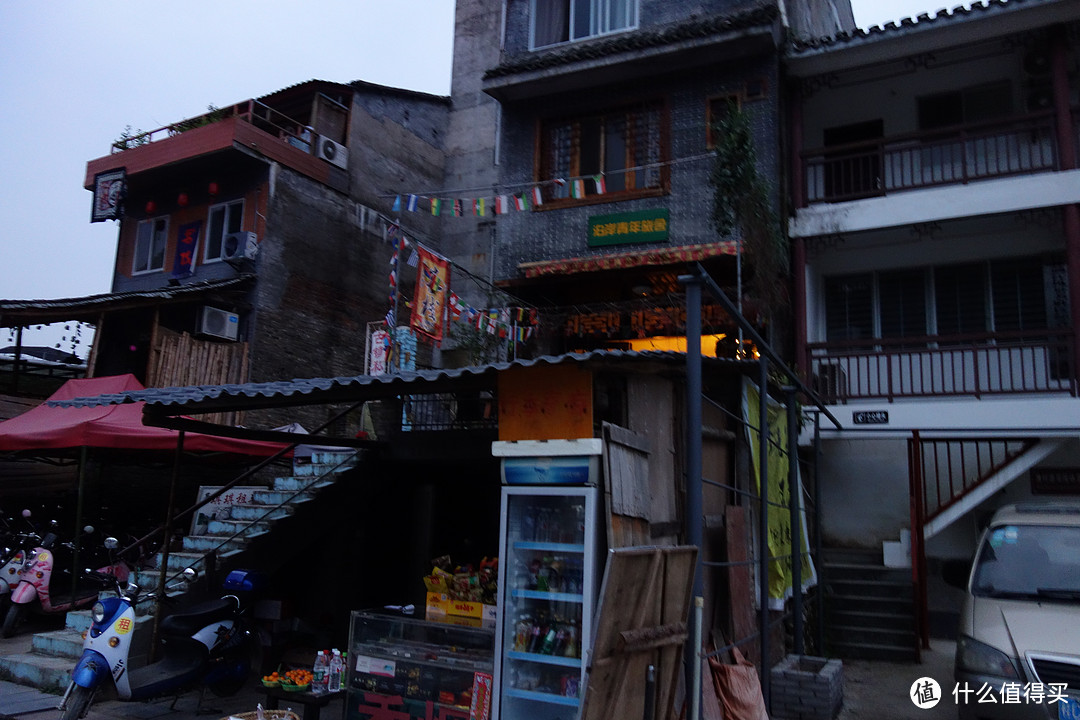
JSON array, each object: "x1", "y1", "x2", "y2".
[
  {"x1": 198, "y1": 306, "x2": 240, "y2": 341},
  {"x1": 316, "y1": 136, "x2": 349, "y2": 170},
  {"x1": 222, "y1": 231, "x2": 258, "y2": 262}
]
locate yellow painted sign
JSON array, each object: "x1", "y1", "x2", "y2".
[{"x1": 498, "y1": 364, "x2": 593, "y2": 441}]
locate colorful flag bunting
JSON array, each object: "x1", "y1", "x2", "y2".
[
  {"x1": 449, "y1": 292, "x2": 464, "y2": 320},
  {"x1": 570, "y1": 179, "x2": 585, "y2": 199},
  {"x1": 593, "y1": 174, "x2": 606, "y2": 194},
  {"x1": 495, "y1": 195, "x2": 508, "y2": 214},
  {"x1": 453, "y1": 199, "x2": 463, "y2": 217},
  {"x1": 407, "y1": 194, "x2": 419, "y2": 212},
  {"x1": 515, "y1": 194, "x2": 528, "y2": 211},
  {"x1": 392, "y1": 195, "x2": 401, "y2": 212},
  {"x1": 430, "y1": 198, "x2": 441, "y2": 216},
  {"x1": 531, "y1": 187, "x2": 543, "y2": 207},
  {"x1": 474, "y1": 198, "x2": 485, "y2": 217}
]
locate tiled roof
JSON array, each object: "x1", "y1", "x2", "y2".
[
  {"x1": 789, "y1": 0, "x2": 1046, "y2": 53},
  {"x1": 51, "y1": 349, "x2": 749, "y2": 413},
  {"x1": 484, "y1": 3, "x2": 780, "y2": 80}
]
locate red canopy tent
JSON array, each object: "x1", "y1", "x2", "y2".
[{"x1": 0, "y1": 374, "x2": 289, "y2": 457}]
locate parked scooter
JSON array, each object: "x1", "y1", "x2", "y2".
[
  {"x1": 58, "y1": 568, "x2": 262, "y2": 720},
  {"x1": 2, "y1": 527, "x2": 131, "y2": 638},
  {"x1": 0, "y1": 510, "x2": 46, "y2": 617}
]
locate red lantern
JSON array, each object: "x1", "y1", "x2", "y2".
[
  {"x1": 208, "y1": 181, "x2": 219, "y2": 196},
  {"x1": 177, "y1": 192, "x2": 189, "y2": 207},
  {"x1": 145, "y1": 200, "x2": 157, "y2": 214}
]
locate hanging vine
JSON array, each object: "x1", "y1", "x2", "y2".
[{"x1": 708, "y1": 101, "x2": 790, "y2": 322}]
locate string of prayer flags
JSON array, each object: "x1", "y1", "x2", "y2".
[{"x1": 389, "y1": 171, "x2": 612, "y2": 219}]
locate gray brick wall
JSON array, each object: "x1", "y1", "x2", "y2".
[{"x1": 492, "y1": 54, "x2": 782, "y2": 282}]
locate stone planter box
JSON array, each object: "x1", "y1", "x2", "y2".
[{"x1": 770, "y1": 654, "x2": 844, "y2": 719}]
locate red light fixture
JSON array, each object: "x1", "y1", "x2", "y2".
[
  {"x1": 177, "y1": 192, "x2": 189, "y2": 207},
  {"x1": 145, "y1": 200, "x2": 156, "y2": 214},
  {"x1": 208, "y1": 181, "x2": 219, "y2": 196}
]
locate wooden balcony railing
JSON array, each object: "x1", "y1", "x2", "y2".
[
  {"x1": 802, "y1": 112, "x2": 1059, "y2": 204},
  {"x1": 807, "y1": 329, "x2": 1077, "y2": 403}
]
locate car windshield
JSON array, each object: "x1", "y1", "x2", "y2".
[{"x1": 971, "y1": 523, "x2": 1080, "y2": 600}]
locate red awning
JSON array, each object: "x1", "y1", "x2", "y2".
[
  {"x1": 0, "y1": 374, "x2": 289, "y2": 457},
  {"x1": 518, "y1": 241, "x2": 738, "y2": 279}
]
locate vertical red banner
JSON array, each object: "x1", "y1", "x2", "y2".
[{"x1": 410, "y1": 247, "x2": 450, "y2": 343}]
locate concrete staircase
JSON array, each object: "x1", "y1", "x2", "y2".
[
  {"x1": 821, "y1": 547, "x2": 919, "y2": 662},
  {"x1": 0, "y1": 449, "x2": 359, "y2": 693}
]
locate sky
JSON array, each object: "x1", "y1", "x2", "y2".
[{"x1": 0, "y1": 0, "x2": 964, "y2": 356}]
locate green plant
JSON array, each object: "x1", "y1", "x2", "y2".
[
  {"x1": 708, "y1": 101, "x2": 790, "y2": 317},
  {"x1": 113, "y1": 125, "x2": 149, "y2": 151},
  {"x1": 168, "y1": 103, "x2": 227, "y2": 135}
]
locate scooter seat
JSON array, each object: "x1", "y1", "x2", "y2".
[
  {"x1": 158, "y1": 596, "x2": 238, "y2": 637},
  {"x1": 127, "y1": 636, "x2": 208, "y2": 697}
]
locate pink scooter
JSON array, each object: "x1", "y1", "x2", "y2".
[{"x1": 2, "y1": 529, "x2": 130, "y2": 638}]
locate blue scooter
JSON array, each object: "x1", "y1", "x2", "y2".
[{"x1": 57, "y1": 568, "x2": 262, "y2": 720}]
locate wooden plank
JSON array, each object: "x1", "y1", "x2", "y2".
[{"x1": 581, "y1": 546, "x2": 698, "y2": 720}]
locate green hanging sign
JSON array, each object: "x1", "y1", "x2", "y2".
[{"x1": 588, "y1": 209, "x2": 669, "y2": 247}]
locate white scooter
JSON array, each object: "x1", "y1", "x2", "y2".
[{"x1": 58, "y1": 567, "x2": 262, "y2": 720}]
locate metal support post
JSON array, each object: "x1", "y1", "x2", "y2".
[
  {"x1": 786, "y1": 387, "x2": 803, "y2": 655},
  {"x1": 757, "y1": 357, "x2": 771, "y2": 708}
]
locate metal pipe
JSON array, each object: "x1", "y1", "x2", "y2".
[
  {"x1": 758, "y1": 357, "x2": 771, "y2": 709},
  {"x1": 684, "y1": 269, "x2": 705, "y2": 718},
  {"x1": 643, "y1": 664, "x2": 656, "y2": 720},
  {"x1": 813, "y1": 413, "x2": 824, "y2": 654},
  {"x1": 151, "y1": 429, "x2": 184, "y2": 661},
  {"x1": 690, "y1": 597, "x2": 704, "y2": 720},
  {"x1": 786, "y1": 387, "x2": 803, "y2": 655}
]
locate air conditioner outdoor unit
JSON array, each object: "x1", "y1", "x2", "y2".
[
  {"x1": 222, "y1": 231, "x2": 258, "y2": 262},
  {"x1": 316, "y1": 136, "x2": 349, "y2": 170},
  {"x1": 198, "y1": 306, "x2": 240, "y2": 342}
]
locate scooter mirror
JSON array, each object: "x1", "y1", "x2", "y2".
[
  {"x1": 181, "y1": 567, "x2": 198, "y2": 584},
  {"x1": 104, "y1": 537, "x2": 119, "y2": 549},
  {"x1": 49, "y1": 520, "x2": 58, "y2": 528},
  {"x1": 83, "y1": 525, "x2": 95, "y2": 535},
  {"x1": 21, "y1": 510, "x2": 31, "y2": 519}
]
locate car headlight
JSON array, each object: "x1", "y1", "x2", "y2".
[
  {"x1": 91, "y1": 602, "x2": 105, "y2": 624},
  {"x1": 956, "y1": 635, "x2": 1020, "y2": 679}
]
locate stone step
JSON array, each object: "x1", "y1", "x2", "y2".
[
  {"x1": 206, "y1": 518, "x2": 274, "y2": 537},
  {"x1": 31, "y1": 629, "x2": 84, "y2": 660},
  {"x1": 824, "y1": 577, "x2": 914, "y2": 599},
  {"x1": 825, "y1": 638, "x2": 919, "y2": 663},
  {"x1": 0, "y1": 651, "x2": 72, "y2": 694},
  {"x1": 181, "y1": 534, "x2": 255, "y2": 555},
  {"x1": 148, "y1": 550, "x2": 243, "y2": 573},
  {"x1": 230, "y1": 505, "x2": 293, "y2": 522},
  {"x1": 825, "y1": 592, "x2": 914, "y2": 613},
  {"x1": 272, "y1": 476, "x2": 337, "y2": 493},
  {"x1": 822, "y1": 561, "x2": 912, "y2": 583},
  {"x1": 829, "y1": 623, "x2": 918, "y2": 648},
  {"x1": 825, "y1": 608, "x2": 916, "y2": 631}
]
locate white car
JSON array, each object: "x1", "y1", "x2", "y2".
[{"x1": 954, "y1": 502, "x2": 1080, "y2": 720}]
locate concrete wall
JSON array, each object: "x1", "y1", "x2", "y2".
[{"x1": 441, "y1": 0, "x2": 503, "y2": 312}]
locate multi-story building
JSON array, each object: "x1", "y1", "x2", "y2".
[
  {"x1": 438, "y1": 0, "x2": 853, "y2": 360},
  {"x1": 3, "y1": 80, "x2": 449, "y2": 428},
  {"x1": 786, "y1": 0, "x2": 1080, "y2": 654}
]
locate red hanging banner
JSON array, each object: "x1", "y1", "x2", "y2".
[{"x1": 410, "y1": 246, "x2": 450, "y2": 344}]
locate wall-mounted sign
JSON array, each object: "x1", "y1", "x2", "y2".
[
  {"x1": 588, "y1": 209, "x2": 669, "y2": 247},
  {"x1": 91, "y1": 168, "x2": 126, "y2": 222},
  {"x1": 852, "y1": 410, "x2": 888, "y2": 425}
]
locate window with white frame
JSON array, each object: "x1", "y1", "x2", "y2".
[
  {"x1": 531, "y1": 0, "x2": 638, "y2": 49},
  {"x1": 204, "y1": 199, "x2": 244, "y2": 262},
  {"x1": 824, "y1": 257, "x2": 1061, "y2": 343},
  {"x1": 133, "y1": 217, "x2": 168, "y2": 274}
]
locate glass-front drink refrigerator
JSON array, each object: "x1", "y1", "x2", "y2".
[{"x1": 492, "y1": 439, "x2": 603, "y2": 720}]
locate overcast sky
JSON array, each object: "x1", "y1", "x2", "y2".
[{"x1": 0, "y1": 0, "x2": 965, "y2": 355}]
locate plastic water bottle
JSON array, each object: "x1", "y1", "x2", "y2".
[
  {"x1": 340, "y1": 651, "x2": 348, "y2": 690},
  {"x1": 312, "y1": 650, "x2": 328, "y2": 693},
  {"x1": 328, "y1": 649, "x2": 343, "y2": 692}
]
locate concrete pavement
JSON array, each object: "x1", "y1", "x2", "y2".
[{"x1": 838, "y1": 639, "x2": 959, "y2": 719}]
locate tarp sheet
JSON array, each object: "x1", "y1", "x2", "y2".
[{"x1": 0, "y1": 374, "x2": 289, "y2": 457}]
